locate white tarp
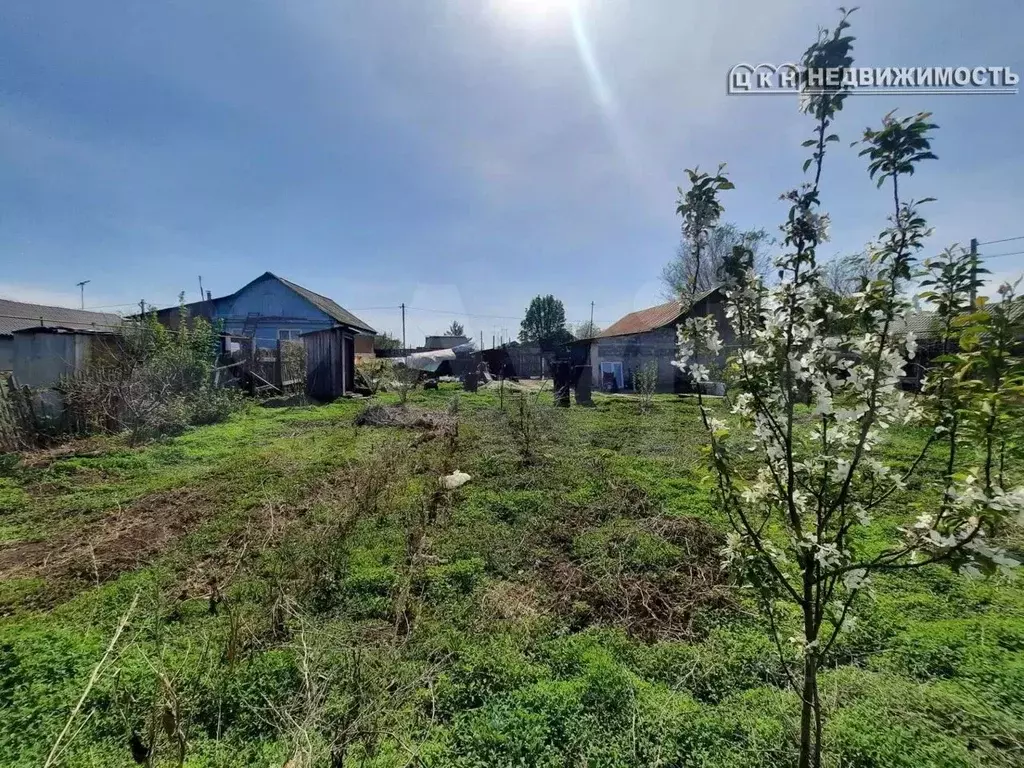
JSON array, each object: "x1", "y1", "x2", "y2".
[{"x1": 398, "y1": 341, "x2": 476, "y2": 373}]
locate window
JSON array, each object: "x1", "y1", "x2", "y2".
[{"x1": 278, "y1": 329, "x2": 300, "y2": 341}]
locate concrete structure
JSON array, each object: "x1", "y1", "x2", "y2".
[
  {"x1": 0, "y1": 299, "x2": 121, "y2": 373},
  {"x1": 155, "y1": 272, "x2": 375, "y2": 350},
  {"x1": 584, "y1": 286, "x2": 731, "y2": 393}
]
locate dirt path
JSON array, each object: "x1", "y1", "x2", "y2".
[{"x1": 0, "y1": 486, "x2": 212, "y2": 586}]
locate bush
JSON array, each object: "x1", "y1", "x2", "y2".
[
  {"x1": 356, "y1": 358, "x2": 393, "y2": 395},
  {"x1": 58, "y1": 300, "x2": 242, "y2": 442},
  {"x1": 633, "y1": 361, "x2": 658, "y2": 412}
]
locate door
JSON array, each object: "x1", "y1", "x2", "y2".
[
  {"x1": 599, "y1": 361, "x2": 624, "y2": 391},
  {"x1": 342, "y1": 333, "x2": 354, "y2": 393}
]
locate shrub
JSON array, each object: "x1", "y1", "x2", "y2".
[
  {"x1": 355, "y1": 357, "x2": 393, "y2": 395},
  {"x1": 58, "y1": 299, "x2": 241, "y2": 442},
  {"x1": 633, "y1": 361, "x2": 658, "y2": 412}
]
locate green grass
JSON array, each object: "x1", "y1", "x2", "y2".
[{"x1": 0, "y1": 386, "x2": 1021, "y2": 766}]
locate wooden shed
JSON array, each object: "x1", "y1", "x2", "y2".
[{"x1": 304, "y1": 326, "x2": 358, "y2": 400}]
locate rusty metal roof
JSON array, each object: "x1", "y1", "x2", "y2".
[
  {"x1": 598, "y1": 300, "x2": 684, "y2": 339},
  {"x1": 598, "y1": 286, "x2": 722, "y2": 339}
]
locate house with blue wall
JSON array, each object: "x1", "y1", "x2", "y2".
[{"x1": 155, "y1": 272, "x2": 375, "y2": 348}]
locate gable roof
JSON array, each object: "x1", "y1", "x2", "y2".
[
  {"x1": 156, "y1": 272, "x2": 376, "y2": 334},
  {"x1": 0, "y1": 299, "x2": 122, "y2": 338},
  {"x1": 271, "y1": 274, "x2": 375, "y2": 334},
  {"x1": 598, "y1": 285, "x2": 723, "y2": 339}
]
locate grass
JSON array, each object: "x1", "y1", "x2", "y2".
[{"x1": 0, "y1": 386, "x2": 1021, "y2": 766}]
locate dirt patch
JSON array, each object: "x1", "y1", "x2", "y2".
[
  {"x1": 16, "y1": 437, "x2": 123, "y2": 469},
  {"x1": 260, "y1": 393, "x2": 314, "y2": 408},
  {"x1": 481, "y1": 581, "x2": 543, "y2": 627},
  {"x1": 541, "y1": 515, "x2": 733, "y2": 641},
  {"x1": 0, "y1": 486, "x2": 213, "y2": 593},
  {"x1": 354, "y1": 403, "x2": 454, "y2": 431}
]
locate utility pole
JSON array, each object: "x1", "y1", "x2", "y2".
[
  {"x1": 969, "y1": 237, "x2": 979, "y2": 307},
  {"x1": 590, "y1": 301, "x2": 595, "y2": 336},
  {"x1": 76, "y1": 280, "x2": 91, "y2": 309},
  {"x1": 139, "y1": 299, "x2": 146, "y2": 316},
  {"x1": 480, "y1": 330, "x2": 484, "y2": 350},
  {"x1": 198, "y1": 276, "x2": 205, "y2": 304},
  {"x1": 400, "y1": 303, "x2": 406, "y2": 350}
]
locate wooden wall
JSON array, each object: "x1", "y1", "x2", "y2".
[{"x1": 304, "y1": 327, "x2": 355, "y2": 400}]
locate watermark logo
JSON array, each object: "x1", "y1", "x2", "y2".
[{"x1": 728, "y1": 64, "x2": 1019, "y2": 96}]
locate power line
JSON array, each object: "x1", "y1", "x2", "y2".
[
  {"x1": 977, "y1": 235, "x2": 1024, "y2": 247},
  {"x1": 980, "y1": 249, "x2": 1024, "y2": 259},
  {"x1": 405, "y1": 305, "x2": 526, "y2": 321},
  {"x1": 83, "y1": 302, "x2": 143, "y2": 310}
]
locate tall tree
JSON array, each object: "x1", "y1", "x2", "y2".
[
  {"x1": 572, "y1": 320, "x2": 601, "y2": 339},
  {"x1": 820, "y1": 252, "x2": 875, "y2": 296},
  {"x1": 662, "y1": 223, "x2": 773, "y2": 300},
  {"x1": 373, "y1": 332, "x2": 402, "y2": 350},
  {"x1": 445, "y1": 320, "x2": 465, "y2": 337},
  {"x1": 519, "y1": 295, "x2": 571, "y2": 346}
]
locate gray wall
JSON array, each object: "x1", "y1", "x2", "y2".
[
  {"x1": 592, "y1": 294, "x2": 734, "y2": 393},
  {"x1": 12, "y1": 332, "x2": 95, "y2": 388},
  {"x1": 0, "y1": 337, "x2": 12, "y2": 373},
  {"x1": 10, "y1": 331, "x2": 103, "y2": 417},
  {"x1": 594, "y1": 326, "x2": 679, "y2": 392}
]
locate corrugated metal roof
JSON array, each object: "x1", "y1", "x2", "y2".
[
  {"x1": 154, "y1": 272, "x2": 376, "y2": 335},
  {"x1": 897, "y1": 311, "x2": 940, "y2": 338},
  {"x1": 275, "y1": 274, "x2": 376, "y2": 334},
  {"x1": 897, "y1": 297, "x2": 1023, "y2": 339},
  {"x1": 598, "y1": 285, "x2": 722, "y2": 339},
  {"x1": 12, "y1": 325, "x2": 114, "y2": 336},
  {"x1": 0, "y1": 299, "x2": 122, "y2": 337}
]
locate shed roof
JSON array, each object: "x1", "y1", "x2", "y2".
[
  {"x1": 0, "y1": 299, "x2": 122, "y2": 338},
  {"x1": 598, "y1": 286, "x2": 722, "y2": 339},
  {"x1": 12, "y1": 325, "x2": 114, "y2": 336}
]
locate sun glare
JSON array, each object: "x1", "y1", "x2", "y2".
[{"x1": 489, "y1": 0, "x2": 580, "y2": 32}]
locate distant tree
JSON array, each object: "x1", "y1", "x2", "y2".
[
  {"x1": 445, "y1": 320, "x2": 465, "y2": 337},
  {"x1": 519, "y1": 295, "x2": 572, "y2": 347},
  {"x1": 821, "y1": 252, "x2": 875, "y2": 295},
  {"x1": 374, "y1": 332, "x2": 402, "y2": 351},
  {"x1": 572, "y1": 320, "x2": 602, "y2": 339},
  {"x1": 662, "y1": 223, "x2": 774, "y2": 300}
]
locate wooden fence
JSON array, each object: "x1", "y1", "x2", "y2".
[{"x1": 213, "y1": 336, "x2": 306, "y2": 395}]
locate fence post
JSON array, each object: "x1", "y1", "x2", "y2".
[{"x1": 275, "y1": 340, "x2": 283, "y2": 388}]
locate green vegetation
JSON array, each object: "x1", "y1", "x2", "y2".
[{"x1": 0, "y1": 387, "x2": 1021, "y2": 766}]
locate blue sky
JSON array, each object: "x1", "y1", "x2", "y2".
[{"x1": 2, "y1": 0, "x2": 1023, "y2": 344}]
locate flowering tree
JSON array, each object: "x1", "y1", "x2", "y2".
[
  {"x1": 675, "y1": 164, "x2": 734, "y2": 298},
  {"x1": 673, "y1": 10, "x2": 1024, "y2": 768}
]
